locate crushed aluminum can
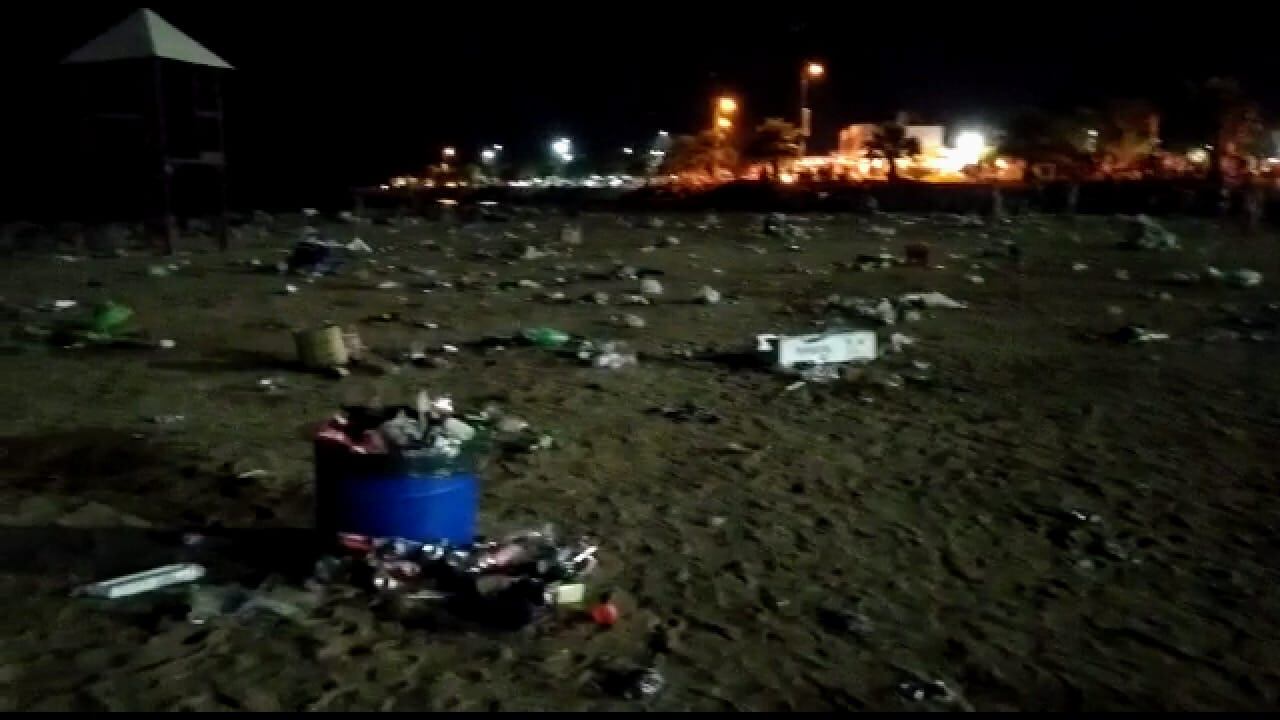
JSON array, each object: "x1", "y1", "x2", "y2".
[{"x1": 633, "y1": 667, "x2": 665, "y2": 699}]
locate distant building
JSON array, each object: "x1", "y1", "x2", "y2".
[{"x1": 837, "y1": 124, "x2": 945, "y2": 159}]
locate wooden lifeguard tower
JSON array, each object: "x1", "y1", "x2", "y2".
[{"x1": 63, "y1": 8, "x2": 233, "y2": 253}]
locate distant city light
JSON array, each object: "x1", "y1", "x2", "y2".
[
  {"x1": 806, "y1": 62, "x2": 825, "y2": 78},
  {"x1": 717, "y1": 96, "x2": 738, "y2": 114},
  {"x1": 622, "y1": 147, "x2": 634, "y2": 154},
  {"x1": 954, "y1": 131, "x2": 986, "y2": 165},
  {"x1": 551, "y1": 137, "x2": 573, "y2": 163},
  {"x1": 649, "y1": 149, "x2": 665, "y2": 157},
  {"x1": 442, "y1": 146, "x2": 456, "y2": 158},
  {"x1": 716, "y1": 116, "x2": 733, "y2": 130},
  {"x1": 658, "y1": 130, "x2": 669, "y2": 137},
  {"x1": 480, "y1": 148, "x2": 497, "y2": 163},
  {"x1": 492, "y1": 144, "x2": 504, "y2": 151},
  {"x1": 1086, "y1": 129, "x2": 1099, "y2": 137}
]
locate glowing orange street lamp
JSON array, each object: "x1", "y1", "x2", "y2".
[
  {"x1": 799, "y1": 61, "x2": 825, "y2": 155},
  {"x1": 716, "y1": 116, "x2": 733, "y2": 130},
  {"x1": 717, "y1": 96, "x2": 738, "y2": 115}
]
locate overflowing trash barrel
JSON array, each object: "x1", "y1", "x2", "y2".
[{"x1": 314, "y1": 406, "x2": 480, "y2": 545}]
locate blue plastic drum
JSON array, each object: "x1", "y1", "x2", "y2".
[{"x1": 315, "y1": 440, "x2": 478, "y2": 545}]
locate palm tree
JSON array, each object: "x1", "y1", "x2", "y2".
[
  {"x1": 997, "y1": 107, "x2": 1094, "y2": 181},
  {"x1": 1165, "y1": 77, "x2": 1264, "y2": 185},
  {"x1": 743, "y1": 118, "x2": 801, "y2": 180},
  {"x1": 1096, "y1": 99, "x2": 1161, "y2": 173},
  {"x1": 863, "y1": 122, "x2": 921, "y2": 182}
]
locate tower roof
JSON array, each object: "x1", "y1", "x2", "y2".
[{"x1": 63, "y1": 8, "x2": 232, "y2": 69}]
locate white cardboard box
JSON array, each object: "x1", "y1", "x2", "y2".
[{"x1": 757, "y1": 331, "x2": 877, "y2": 368}]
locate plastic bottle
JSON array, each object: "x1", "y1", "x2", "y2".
[{"x1": 521, "y1": 327, "x2": 570, "y2": 348}]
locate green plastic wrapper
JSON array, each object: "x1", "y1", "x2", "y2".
[{"x1": 90, "y1": 302, "x2": 133, "y2": 336}]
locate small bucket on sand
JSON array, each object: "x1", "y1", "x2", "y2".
[
  {"x1": 294, "y1": 325, "x2": 349, "y2": 369},
  {"x1": 560, "y1": 224, "x2": 583, "y2": 245}
]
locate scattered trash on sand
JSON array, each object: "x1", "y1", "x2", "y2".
[
  {"x1": 762, "y1": 212, "x2": 789, "y2": 236},
  {"x1": 640, "y1": 278, "x2": 664, "y2": 297},
  {"x1": 887, "y1": 332, "x2": 916, "y2": 353},
  {"x1": 1120, "y1": 214, "x2": 1179, "y2": 250},
  {"x1": 899, "y1": 291, "x2": 967, "y2": 310},
  {"x1": 1207, "y1": 267, "x2": 1263, "y2": 288},
  {"x1": 1109, "y1": 325, "x2": 1170, "y2": 344},
  {"x1": 651, "y1": 401, "x2": 721, "y2": 424},
  {"x1": 315, "y1": 526, "x2": 600, "y2": 631},
  {"x1": 75, "y1": 563, "x2": 206, "y2": 599},
  {"x1": 758, "y1": 331, "x2": 877, "y2": 369},
  {"x1": 186, "y1": 583, "x2": 319, "y2": 625},
  {"x1": 613, "y1": 313, "x2": 647, "y2": 329},
  {"x1": 695, "y1": 285, "x2": 722, "y2": 304},
  {"x1": 284, "y1": 229, "x2": 370, "y2": 275},
  {"x1": 601, "y1": 664, "x2": 666, "y2": 700},
  {"x1": 521, "y1": 326, "x2": 571, "y2": 348},
  {"x1": 578, "y1": 340, "x2": 638, "y2": 369},
  {"x1": 898, "y1": 679, "x2": 956, "y2": 704}
]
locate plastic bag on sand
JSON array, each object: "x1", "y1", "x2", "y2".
[
  {"x1": 574, "y1": 340, "x2": 637, "y2": 369},
  {"x1": 898, "y1": 292, "x2": 967, "y2": 310}
]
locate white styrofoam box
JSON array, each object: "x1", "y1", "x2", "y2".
[{"x1": 756, "y1": 331, "x2": 877, "y2": 368}]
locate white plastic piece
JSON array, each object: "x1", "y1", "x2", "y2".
[{"x1": 75, "y1": 563, "x2": 206, "y2": 599}]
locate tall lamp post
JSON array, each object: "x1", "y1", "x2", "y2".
[
  {"x1": 713, "y1": 96, "x2": 738, "y2": 180},
  {"x1": 799, "y1": 61, "x2": 825, "y2": 156}
]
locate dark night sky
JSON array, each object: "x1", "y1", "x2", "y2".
[{"x1": 2, "y1": 4, "x2": 1277, "y2": 213}]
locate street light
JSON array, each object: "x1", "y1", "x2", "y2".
[
  {"x1": 716, "y1": 116, "x2": 733, "y2": 130},
  {"x1": 551, "y1": 137, "x2": 573, "y2": 170},
  {"x1": 442, "y1": 146, "x2": 457, "y2": 159},
  {"x1": 622, "y1": 147, "x2": 634, "y2": 155},
  {"x1": 717, "y1": 96, "x2": 738, "y2": 114},
  {"x1": 799, "y1": 61, "x2": 825, "y2": 156},
  {"x1": 480, "y1": 148, "x2": 497, "y2": 163}
]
